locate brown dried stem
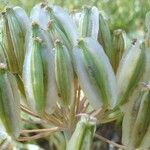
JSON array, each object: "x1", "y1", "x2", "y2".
[
  {"x1": 95, "y1": 133, "x2": 126, "y2": 150},
  {"x1": 21, "y1": 104, "x2": 40, "y2": 118},
  {"x1": 18, "y1": 127, "x2": 62, "y2": 142}
]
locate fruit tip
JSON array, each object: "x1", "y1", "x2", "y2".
[
  {"x1": 33, "y1": 37, "x2": 42, "y2": 43},
  {"x1": 54, "y1": 39, "x2": 63, "y2": 47},
  {"x1": 40, "y1": 2, "x2": 47, "y2": 8},
  {"x1": 47, "y1": 20, "x2": 54, "y2": 29},
  {"x1": 113, "y1": 29, "x2": 123, "y2": 36},
  {"x1": 32, "y1": 21, "x2": 39, "y2": 27},
  {"x1": 45, "y1": 5, "x2": 52, "y2": 12},
  {"x1": 77, "y1": 38, "x2": 84, "y2": 45}
]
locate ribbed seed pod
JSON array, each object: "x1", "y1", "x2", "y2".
[
  {"x1": 137, "y1": 16, "x2": 150, "y2": 149},
  {"x1": 116, "y1": 42, "x2": 145, "y2": 107},
  {"x1": 23, "y1": 23, "x2": 44, "y2": 113},
  {"x1": 98, "y1": 13, "x2": 113, "y2": 65},
  {"x1": 66, "y1": 115, "x2": 96, "y2": 150},
  {"x1": 0, "y1": 64, "x2": 21, "y2": 139},
  {"x1": 45, "y1": 5, "x2": 78, "y2": 49},
  {"x1": 23, "y1": 22, "x2": 58, "y2": 114},
  {"x1": 73, "y1": 37, "x2": 117, "y2": 109},
  {"x1": 30, "y1": 37, "x2": 44, "y2": 113},
  {"x1": 41, "y1": 39, "x2": 59, "y2": 114},
  {"x1": 0, "y1": 7, "x2": 29, "y2": 74},
  {"x1": 112, "y1": 29, "x2": 125, "y2": 72},
  {"x1": 55, "y1": 40, "x2": 74, "y2": 107},
  {"x1": 79, "y1": 6, "x2": 99, "y2": 39},
  {"x1": 121, "y1": 89, "x2": 142, "y2": 146},
  {"x1": 129, "y1": 91, "x2": 150, "y2": 148}
]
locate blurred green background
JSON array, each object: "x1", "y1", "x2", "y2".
[{"x1": 0, "y1": 0, "x2": 150, "y2": 37}]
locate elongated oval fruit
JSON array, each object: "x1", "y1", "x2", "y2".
[
  {"x1": 121, "y1": 89, "x2": 143, "y2": 146},
  {"x1": 73, "y1": 37, "x2": 117, "y2": 109},
  {"x1": 66, "y1": 115, "x2": 96, "y2": 150},
  {"x1": 23, "y1": 23, "x2": 44, "y2": 113},
  {"x1": 30, "y1": 37, "x2": 44, "y2": 113},
  {"x1": 41, "y1": 38, "x2": 59, "y2": 114},
  {"x1": 0, "y1": 64, "x2": 21, "y2": 139},
  {"x1": 112, "y1": 29, "x2": 125, "y2": 72},
  {"x1": 54, "y1": 40, "x2": 74, "y2": 107},
  {"x1": 79, "y1": 6, "x2": 99, "y2": 39},
  {"x1": 45, "y1": 5, "x2": 78, "y2": 49},
  {"x1": 98, "y1": 12, "x2": 113, "y2": 65},
  {"x1": 23, "y1": 23, "x2": 58, "y2": 114},
  {"x1": 129, "y1": 91, "x2": 150, "y2": 148},
  {"x1": 116, "y1": 42, "x2": 145, "y2": 106},
  {"x1": 0, "y1": 7, "x2": 29, "y2": 74}
]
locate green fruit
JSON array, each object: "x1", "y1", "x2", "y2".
[
  {"x1": 67, "y1": 115, "x2": 96, "y2": 150},
  {"x1": 23, "y1": 23, "x2": 44, "y2": 113},
  {"x1": 129, "y1": 91, "x2": 150, "y2": 148},
  {"x1": 112, "y1": 29, "x2": 125, "y2": 72},
  {"x1": 98, "y1": 13, "x2": 113, "y2": 65},
  {"x1": 0, "y1": 7, "x2": 29, "y2": 74},
  {"x1": 55, "y1": 40, "x2": 74, "y2": 107},
  {"x1": 73, "y1": 37, "x2": 117, "y2": 109},
  {"x1": 0, "y1": 64, "x2": 21, "y2": 139},
  {"x1": 116, "y1": 42, "x2": 145, "y2": 106}
]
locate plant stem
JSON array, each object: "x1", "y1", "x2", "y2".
[
  {"x1": 21, "y1": 104, "x2": 40, "y2": 118},
  {"x1": 17, "y1": 127, "x2": 62, "y2": 142},
  {"x1": 95, "y1": 133, "x2": 126, "y2": 150},
  {"x1": 20, "y1": 127, "x2": 62, "y2": 134}
]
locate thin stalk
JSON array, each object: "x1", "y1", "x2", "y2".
[
  {"x1": 95, "y1": 133, "x2": 126, "y2": 150},
  {"x1": 20, "y1": 127, "x2": 62, "y2": 134},
  {"x1": 44, "y1": 113, "x2": 64, "y2": 127},
  {"x1": 17, "y1": 130, "x2": 60, "y2": 142},
  {"x1": 21, "y1": 104, "x2": 40, "y2": 118}
]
